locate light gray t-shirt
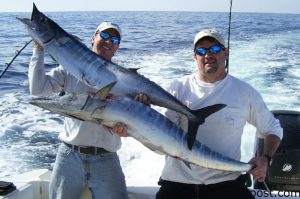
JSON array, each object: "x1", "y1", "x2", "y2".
[{"x1": 160, "y1": 73, "x2": 283, "y2": 185}]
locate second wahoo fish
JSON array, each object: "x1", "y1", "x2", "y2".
[{"x1": 30, "y1": 82, "x2": 253, "y2": 172}]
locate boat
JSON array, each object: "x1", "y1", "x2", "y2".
[
  {"x1": 0, "y1": 169, "x2": 159, "y2": 199},
  {"x1": 0, "y1": 168, "x2": 299, "y2": 199},
  {"x1": 0, "y1": 110, "x2": 299, "y2": 199}
]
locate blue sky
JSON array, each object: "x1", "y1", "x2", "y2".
[{"x1": 1, "y1": 0, "x2": 300, "y2": 14}]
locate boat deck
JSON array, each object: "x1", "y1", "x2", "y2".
[{"x1": 1, "y1": 169, "x2": 299, "y2": 199}]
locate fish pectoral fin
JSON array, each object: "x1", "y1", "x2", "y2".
[
  {"x1": 94, "y1": 81, "x2": 117, "y2": 100},
  {"x1": 182, "y1": 160, "x2": 192, "y2": 170},
  {"x1": 171, "y1": 156, "x2": 192, "y2": 170}
]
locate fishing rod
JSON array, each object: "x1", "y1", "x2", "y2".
[
  {"x1": 226, "y1": 1, "x2": 271, "y2": 192},
  {"x1": 225, "y1": 0, "x2": 270, "y2": 193},
  {"x1": 226, "y1": 0, "x2": 233, "y2": 73},
  {"x1": 0, "y1": 39, "x2": 33, "y2": 79}
]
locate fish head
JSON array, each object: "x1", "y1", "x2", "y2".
[
  {"x1": 30, "y1": 93, "x2": 109, "y2": 123},
  {"x1": 30, "y1": 94, "x2": 79, "y2": 116},
  {"x1": 17, "y1": 3, "x2": 57, "y2": 47}
]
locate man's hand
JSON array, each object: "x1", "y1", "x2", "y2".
[
  {"x1": 250, "y1": 134, "x2": 281, "y2": 182},
  {"x1": 102, "y1": 122, "x2": 128, "y2": 137},
  {"x1": 134, "y1": 94, "x2": 151, "y2": 106},
  {"x1": 102, "y1": 94, "x2": 150, "y2": 137},
  {"x1": 248, "y1": 156, "x2": 269, "y2": 182},
  {"x1": 32, "y1": 39, "x2": 43, "y2": 49}
]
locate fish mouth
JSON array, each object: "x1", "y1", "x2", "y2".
[
  {"x1": 16, "y1": 17, "x2": 33, "y2": 28},
  {"x1": 16, "y1": 3, "x2": 41, "y2": 28},
  {"x1": 16, "y1": 3, "x2": 43, "y2": 29}
]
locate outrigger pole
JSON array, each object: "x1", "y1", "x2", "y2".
[
  {"x1": 227, "y1": 0, "x2": 271, "y2": 192},
  {"x1": 0, "y1": 39, "x2": 32, "y2": 79}
]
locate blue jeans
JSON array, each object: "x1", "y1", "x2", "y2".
[{"x1": 49, "y1": 143, "x2": 128, "y2": 199}]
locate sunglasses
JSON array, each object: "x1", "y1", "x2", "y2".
[
  {"x1": 99, "y1": 31, "x2": 120, "y2": 45},
  {"x1": 195, "y1": 45, "x2": 224, "y2": 56}
]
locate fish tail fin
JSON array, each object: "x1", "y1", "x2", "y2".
[{"x1": 187, "y1": 104, "x2": 226, "y2": 150}]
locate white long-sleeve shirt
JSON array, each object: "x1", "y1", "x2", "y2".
[
  {"x1": 160, "y1": 73, "x2": 283, "y2": 185},
  {"x1": 28, "y1": 47, "x2": 121, "y2": 152}
]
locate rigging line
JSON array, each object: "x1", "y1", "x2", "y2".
[
  {"x1": 263, "y1": 181, "x2": 271, "y2": 193},
  {"x1": 0, "y1": 39, "x2": 33, "y2": 79},
  {"x1": 226, "y1": 0, "x2": 233, "y2": 73}
]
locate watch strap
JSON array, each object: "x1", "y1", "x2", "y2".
[{"x1": 263, "y1": 154, "x2": 272, "y2": 166}]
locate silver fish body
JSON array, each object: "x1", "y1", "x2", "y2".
[
  {"x1": 30, "y1": 94, "x2": 253, "y2": 172},
  {"x1": 17, "y1": 4, "x2": 191, "y2": 116},
  {"x1": 18, "y1": 4, "x2": 226, "y2": 150}
]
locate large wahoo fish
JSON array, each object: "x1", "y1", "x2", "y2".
[
  {"x1": 17, "y1": 4, "x2": 226, "y2": 150},
  {"x1": 30, "y1": 82, "x2": 253, "y2": 172}
]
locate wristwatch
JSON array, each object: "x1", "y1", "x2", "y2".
[{"x1": 263, "y1": 154, "x2": 272, "y2": 166}]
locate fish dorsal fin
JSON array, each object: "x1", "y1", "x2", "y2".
[
  {"x1": 187, "y1": 103, "x2": 226, "y2": 150},
  {"x1": 82, "y1": 81, "x2": 116, "y2": 111},
  {"x1": 128, "y1": 68, "x2": 140, "y2": 73},
  {"x1": 94, "y1": 81, "x2": 117, "y2": 99}
]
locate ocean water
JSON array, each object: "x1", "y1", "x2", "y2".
[{"x1": 0, "y1": 11, "x2": 300, "y2": 182}]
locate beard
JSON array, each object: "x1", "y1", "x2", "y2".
[{"x1": 204, "y1": 63, "x2": 218, "y2": 74}]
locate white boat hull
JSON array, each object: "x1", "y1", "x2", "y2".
[{"x1": 0, "y1": 169, "x2": 299, "y2": 199}]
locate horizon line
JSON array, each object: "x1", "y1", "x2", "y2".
[{"x1": 0, "y1": 10, "x2": 299, "y2": 15}]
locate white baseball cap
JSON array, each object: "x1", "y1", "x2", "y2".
[
  {"x1": 194, "y1": 29, "x2": 226, "y2": 48},
  {"x1": 94, "y1": 21, "x2": 122, "y2": 39}
]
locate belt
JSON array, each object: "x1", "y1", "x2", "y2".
[{"x1": 63, "y1": 142, "x2": 110, "y2": 155}]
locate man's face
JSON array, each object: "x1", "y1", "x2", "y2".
[
  {"x1": 194, "y1": 38, "x2": 228, "y2": 83},
  {"x1": 92, "y1": 28, "x2": 120, "y2": 61}
]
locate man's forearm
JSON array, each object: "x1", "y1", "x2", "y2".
[{"x1": 263, "y1": 134, "x2": 281, "y2": 157}]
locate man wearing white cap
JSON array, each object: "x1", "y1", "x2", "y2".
[
  {"x1": 154, "y1": 29, "x2": 283, "y2": 198},
  {"x1": 28, "y1": 21, "x2": 128, "y2": 199},
  {"x1": 92, "y1": 21, "x2": 122, "y2": 61}
]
